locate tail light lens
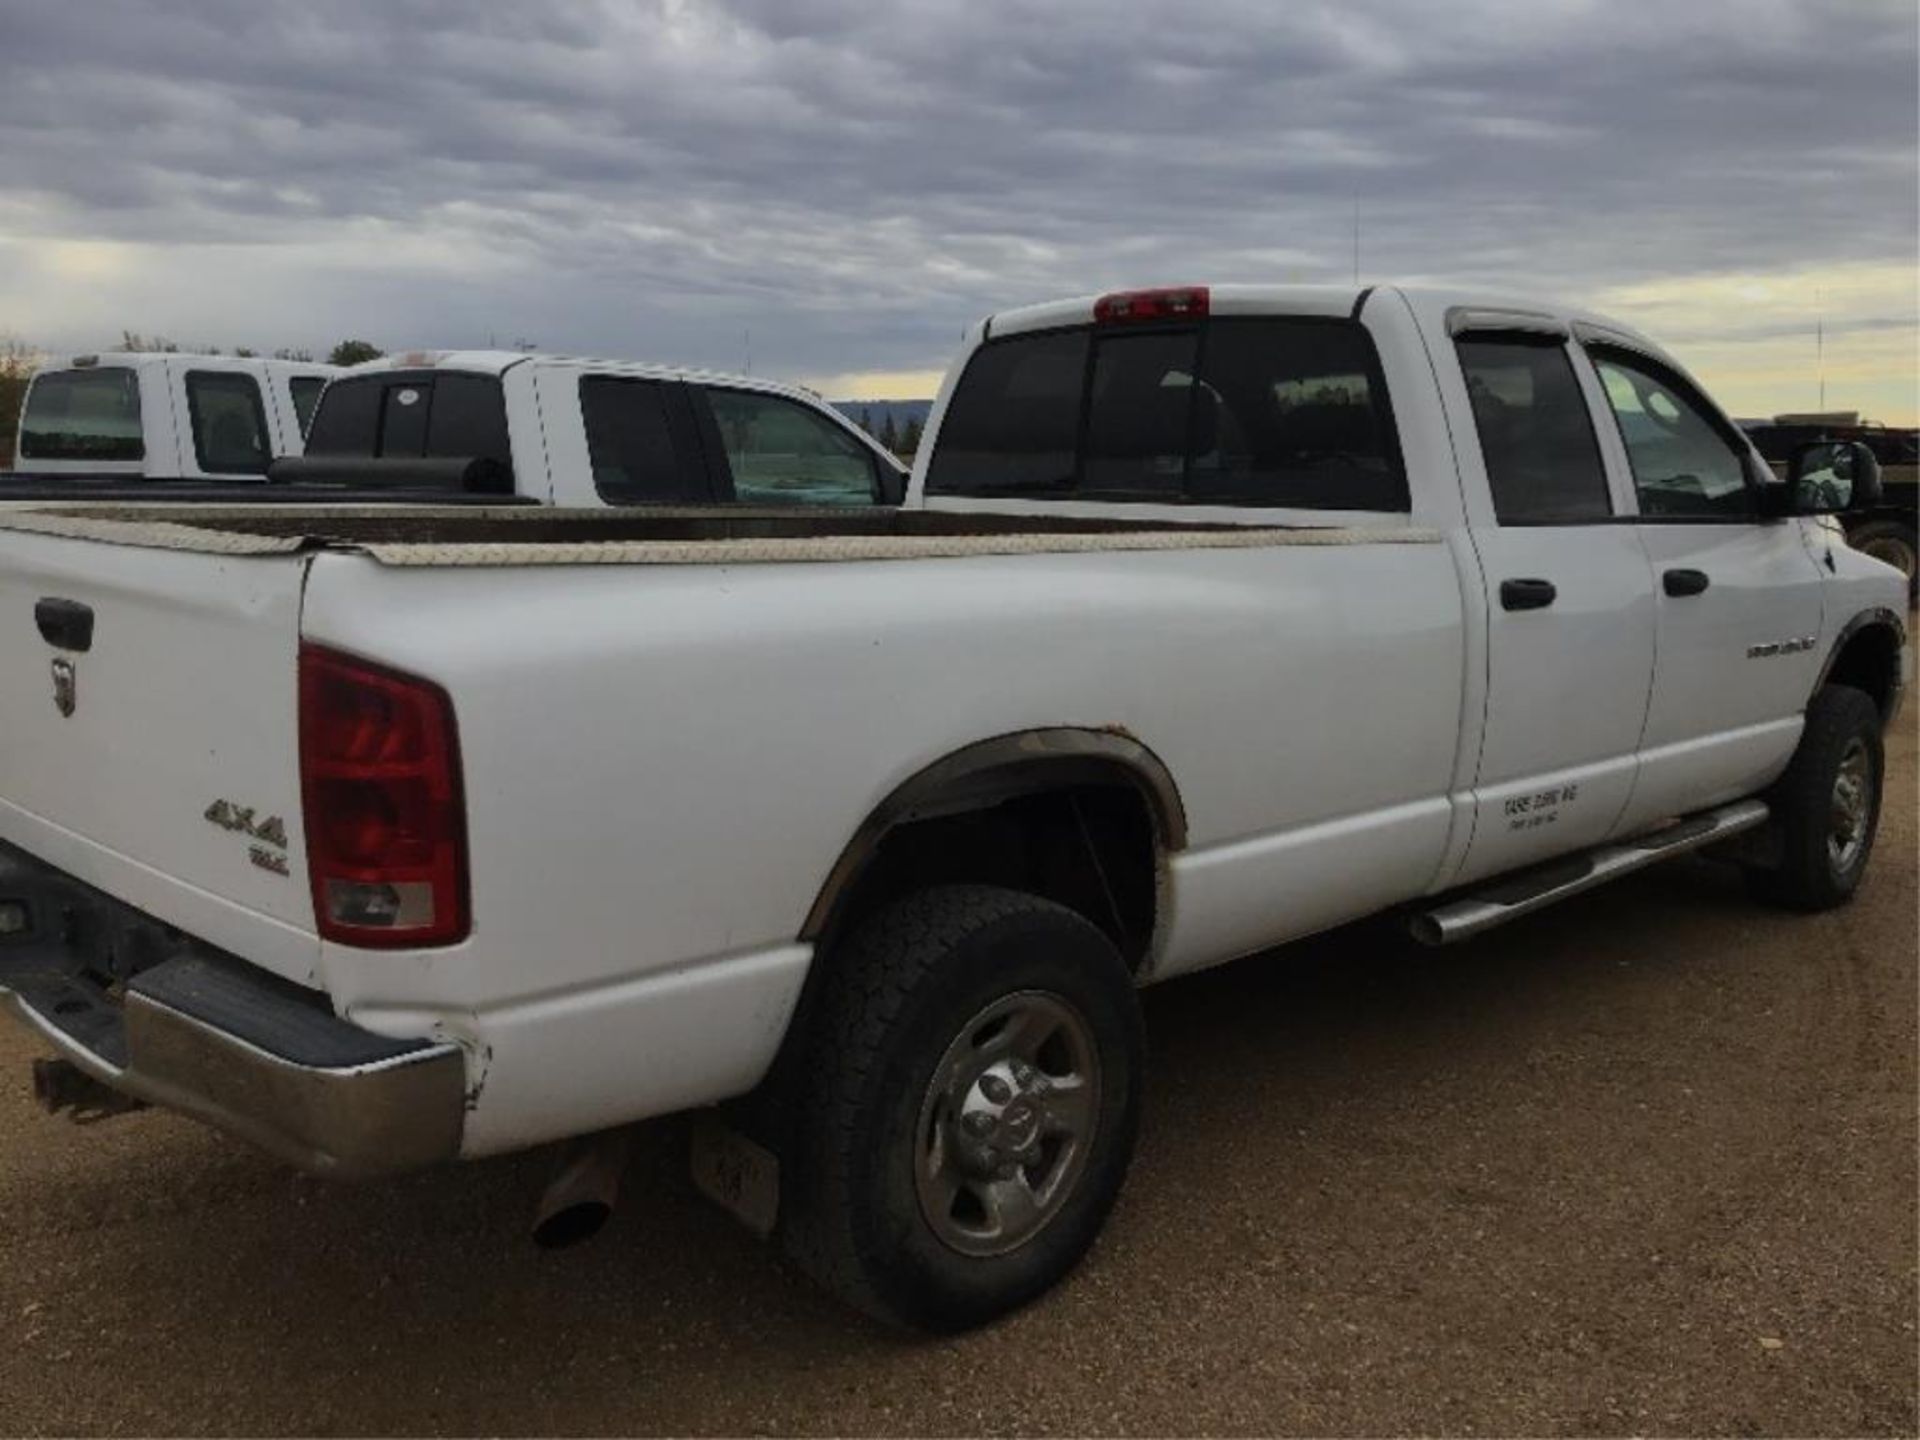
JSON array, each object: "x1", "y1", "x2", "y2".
[
  {"x1": 1093, "y1": 286, "x2": 1210, "y2": 325},
  {"x1": 299, "y1": 644, "x2": 469, "y2": 947}
]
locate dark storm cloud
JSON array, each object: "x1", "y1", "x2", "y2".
[{"x1": 0, "y1": 0, "x2": 1913, "y2": 377}]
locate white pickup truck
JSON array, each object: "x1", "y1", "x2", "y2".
[
  {"x1": 7, "y1": 353, "x2": 337, "y2": 485},
  {"x1": 0, "y1": 285, "x2": 1905, "y2": 1331},
  {"x1": 288, "y1": 351, "x2": 909, "y2": 506},
  {"x1": 4, "y1": 351, "x2": 906, "y2": 509}
]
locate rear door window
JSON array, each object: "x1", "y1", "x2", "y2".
[
  {"x1": 1455, "y1": 337, "x2": 1612, "y2": 523},
  {"x1": 580, "y1": 377, "x2": 709, "y2": 503},
  {"x1": 19, "y1": 368, "x2": 144, "y2": 462},
  {"x1": 700, "y1": 388, "x2": 880, "y2": 505},
  {"x1": 185, "y1": 371, "x2": 271, "y2": 475},
  {"x1": 925, "y1": 317, "x2": 1406, "y2": 509}
]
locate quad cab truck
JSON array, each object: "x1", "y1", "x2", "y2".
[
  {"x1": 4, "y1": 351, "x2": 906, "y2": 509},
  {"x1": 0, "y1": 285, "x2": 1907, "y2": 1331},
  {"x1": 6, "y1": 353, "x2": 337, "y2": 487}
]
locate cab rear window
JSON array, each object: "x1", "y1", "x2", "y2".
[
  {"x1": 925, "y1": 317, "x2": 1406, "y2": 510},
  {"x1": 19, "y1": 368, "x2": 144, "y2": 462},
  {"x1": 305, "y1": 372, "x2": 509, "y2": 465}
]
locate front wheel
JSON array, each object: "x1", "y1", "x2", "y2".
[
  {"x1": 1746, "y1": 684, "x2": 1885, "y2": 911},
  {"x1": 780, "y1": 885, "x2": 1143, "y2": 1331}
]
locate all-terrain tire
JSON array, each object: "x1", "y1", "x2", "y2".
[
  {"x1": 779, "y1": 885, "x2": 1143, "y2": 1331},
  {"x1": 1746, "y1": 684, "x2": 1885, "y2": 911}
]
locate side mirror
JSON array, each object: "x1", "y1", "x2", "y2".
[{"x1": 1785, "y1": 439, "x2": 1881, "y2": 514}]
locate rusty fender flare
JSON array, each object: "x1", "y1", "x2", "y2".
[{"x1": 798, "y1": 727, "x2": 1187, "y2": 942}]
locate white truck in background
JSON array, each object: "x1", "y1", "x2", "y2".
[
  {"x1": 286, "y1": 351, "x2": 908, "y2": 505},
  {"x1": 0, "y1": 284, "x2": 1906, "y2": 1333},
  {"x1": 8, "y1": 354, "x2": 336, "y2": 484},
  {"x1": 4, "y1": 351, "x2": 907, "y2": 508}
]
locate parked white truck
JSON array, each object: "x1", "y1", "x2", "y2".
[
  {"x1": 8, "y1": 353, "x2": 337, "y2": 483},
  {"x1": 0, "y1": 285, "x2": 1906, "y2": 1330},
  {"x1": 4, "y1": 351, "x2": 906, "y2": 508},
  {"x1": 290, "y1": 351, "x2": 908, "y2": 505}
]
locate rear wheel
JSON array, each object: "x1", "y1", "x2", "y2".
[
  {"x1": 1746, "y1": 684, "x2": 1885, "y2": 911},
  {"x1": 780, "y1": 885, "x2": 1143, "y2": 1331}
]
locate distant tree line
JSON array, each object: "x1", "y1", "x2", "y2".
[
  {"x1": 110, "y1": 332, "x2": 385, "y2": 368},
  {"x1": 0, "y1": 335, "x2": 34, "y2": 468},
  {"x1": 854, "y1": 406, "x2": 925, "y2": 459}
]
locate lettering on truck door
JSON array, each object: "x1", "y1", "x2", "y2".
[{"x1": 1442, "y1": 315, "x2": 1659, "y2": 885}]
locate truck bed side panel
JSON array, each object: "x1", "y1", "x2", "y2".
[{"x1": 301, "y1": 538, "x2": 1466, "y2": 1152}]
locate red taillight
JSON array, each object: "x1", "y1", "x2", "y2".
[
  {"x1": 299, "y1": 644, "x2": 468, "y2": 948},
  {"x1": 1093, "y1": 286, "x2": 1210, "y2": 326}
]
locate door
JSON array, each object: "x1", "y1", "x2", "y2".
[
  {"x1": 533, "y1": 367, "x2": 709, "y2": 505},
  {"x1": 1584, "y1": 346, "x2": 1828, "y2": 832},
  {"x1": 1448, "y1": 329, "x2": 1659, "y2": 886}
]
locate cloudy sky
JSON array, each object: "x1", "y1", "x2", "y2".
[{"x1": 1, "y1": 0, "x2": 1914, "y2": 418}]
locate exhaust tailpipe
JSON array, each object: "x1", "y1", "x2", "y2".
[{"x1": 531, "y1": 1130, "x2": 632, "y2": 1249}]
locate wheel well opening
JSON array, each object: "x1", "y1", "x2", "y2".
[
  {"x1": 737, "y1": 780, "x2": 1163, "y2": 1153},
  {"x1": 1826, "y1": 624, "x2": 1901, "y2": 720},
  {"x1": 821, "y1": 783, "x2": 1161, "y2": 973}
]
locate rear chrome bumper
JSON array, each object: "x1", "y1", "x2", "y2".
[{"x1": 0, "y1": 841, "x2": 464, "y2": 1177}]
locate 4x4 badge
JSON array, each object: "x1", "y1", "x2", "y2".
[{"x1": 50, "y1": 658, "x2": 75, "y2": 718}]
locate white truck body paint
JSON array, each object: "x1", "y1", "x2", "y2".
[
  {"x1": 11, "y1": 354, "x2": 336, "y2": 478},
  {"x1": 0, "y1": 285, "x2": 1906, "y2": 1161},
  {"x1": 327, "y1": 349, "x2": 904, "y2": 507}
]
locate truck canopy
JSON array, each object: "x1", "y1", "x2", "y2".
[{"x1": 10, "y1": 354, "x2": 337, "y2": 481}]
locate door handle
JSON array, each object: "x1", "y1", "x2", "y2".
[
  {"x1": 1663, "y1": 568, "x2": 1710, "y2": 597},
  {"x1": 34, "y1": 597, "x2": 94, "y2": 653},
  {"x1": 1499, "y1": 578, "x2": 1557, "y2": 612}
]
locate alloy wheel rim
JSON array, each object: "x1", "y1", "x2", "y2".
[
  {"x1": 913, "y1": 990, "x2": 1101, "y2": 1258},
  {"x1": 1828, "y1": 737, "x2": 1873, "y2": 874}
]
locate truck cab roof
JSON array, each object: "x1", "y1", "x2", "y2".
[
  {"x1": 52, "y1": 351, "x2": 336, "y2": 379},
  {"x1": 309, "y1": 351, "x2": 907, "y2": 508},
  {"x1": 341, "y1": 350, "x2": 840, "y2": 410},
  {"x1": 982, "y1": 283, "x2": 1667, "y2": 357}
]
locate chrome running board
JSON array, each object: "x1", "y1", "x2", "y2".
[{"x1": 1410, "y1": 798, "x2": 1770, "y2": 946}]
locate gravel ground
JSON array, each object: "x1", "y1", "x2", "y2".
[{"x1": 0, "y1": 715, "x2": 1913, "y2": 1437}]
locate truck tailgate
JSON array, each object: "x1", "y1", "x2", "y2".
[{"x1": 0, "y1": 529, "x2": 320, "y2": 983}]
